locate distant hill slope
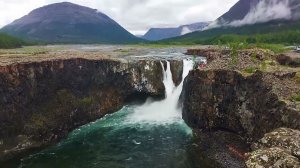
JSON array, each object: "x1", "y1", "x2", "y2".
[
  {"x1": 142, "y1": 22, "x2": 210, "y2": 41},
  {"x1": 162, "y1": 19, "x2": 300, "y2": 44},
  {"x1": 163, "y1": 0, "x2": 300, "y2": 44},
  {"x1": 0, "y1": 2, "x2": 142, "y2": 44},
  {"x1": 216, "y1": 0, "x2": 259, "y2": 25},
  {"x1": 0, "y1": 33, "x2": 24, "y2": 49},
  {"x1": 215, "y1": 0, "x2": 300, "y2": 26}
]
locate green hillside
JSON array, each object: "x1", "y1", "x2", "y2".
[
  {"x1": 0, "y1": 33, "x2": 24, "y2": 49},
  {"x1": 160, "y1": 20, "x2": 300, "y2": 45}
]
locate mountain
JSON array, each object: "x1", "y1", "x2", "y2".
[
  {"x1": 142, "y1": 22, "x2": 210, "y2": 41},
  {"x1": 215, "y1": 0, "x2": 300, "y2": 27},
  {"x1": 162, "y1": 19, "x2": 300, "y2": 43},
  {"x1": 216, "y1": 0, "x2": 259, "y2": 25},
  {"x1": 0, "y1": 2, "x2": 142, "y2": 44},
  {"x1": 162, "y1": 0, "x2": 300, "y2": 44}
]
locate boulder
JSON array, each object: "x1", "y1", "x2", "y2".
[
  {"x1": 252, "y1": 128, "x2": 300, "y2": 160},
  {"x1": 276, "y1": 53, "x2": 300, "y2": 67},
  {"x1": 169, "y1": 60, "x2": 183, "y2": 86},
  {"x1": 246, "y1": 147, "x2": 300, "y2": 168}
]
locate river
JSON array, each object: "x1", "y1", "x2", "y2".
[{"x1": 16, "y1": 60, "x2": 210, "y2": 168}]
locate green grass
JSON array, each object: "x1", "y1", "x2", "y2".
[
  {"x1": 218, "y1": 41, "x2": 286, "y2": 54},
  {"x1": 295, "y1": 72, "x2": 300, "y2": 86},
  {"x1": 260, "y1": 61, "x2": 267, "y2": 71},
  {"x1": 200, "y1": 31, "x2": 300, "y2": 46},
  {"x1": 254, "y1": 44, "x2": 287, "y2": 53},
  {"x1": 0, "y1": 46, "x2": 51, "y2": 55},
  {"x1": 244, "y1": 67, "x2": 257, "y2": 74},
  {"x1": 228, "y1": 43, "x2": 240, "y2": 67},
  {"x1": 292, "y1": 93, "x2": 300, "y2": 101}
]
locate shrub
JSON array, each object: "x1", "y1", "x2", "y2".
[
  {"x1": 292, "y1": 93, "x2": 300, "y2": 101},
  {"x1": 244, "y1": 67, "x2": 256, "y2": 73}
]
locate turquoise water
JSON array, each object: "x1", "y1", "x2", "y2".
[
  {"x1": 17, "y1": 60, "x2": 205, "y2": 168},
  {"x1": 19, "y1": 106, "x2": 196, "y2": 168}
]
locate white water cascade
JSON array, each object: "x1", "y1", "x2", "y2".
[
  {"x1": 18, "y1": 59, "x2": 196, "y2": 168},
  {"x1": 126, "y1": 59, "x2": 194, "y2": 125}
]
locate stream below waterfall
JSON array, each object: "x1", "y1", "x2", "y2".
[{"x1": 16, "y1": 60, "x2": 212, "y2": 168}]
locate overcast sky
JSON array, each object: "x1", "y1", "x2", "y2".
[{"x1": 0, "y1": 0, "x2": 238, "y2": 35}]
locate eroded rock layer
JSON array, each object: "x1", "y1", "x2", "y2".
[
  {"x1": 0, "y1": 58, "x2": 177, "y2": 161},
  {"x1": 181, "y1": 69, "x2": 300, "y2": 167},
  {"x1": 182, "y1": 70, "x2": 300, "y2": 140}
]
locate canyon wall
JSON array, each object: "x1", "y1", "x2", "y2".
[
  {"x1": 0, "y1": 58, "x2": 183, "y2": 161},
  {"x1": 181, "y1": 69, "x2": 300, "y2": 167},
  {"x1": 182, "y1": 69, "x2": 300, "y2": 141}
]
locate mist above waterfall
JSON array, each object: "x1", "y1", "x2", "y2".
[{"x1": 126, "y1": 59, "x2": 193, "y2": 125}]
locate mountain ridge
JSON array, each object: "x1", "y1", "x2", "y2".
[
  {"x1": 215, "y1": 0, "x2": 300, "y2": 27},
  {"x1": 142, "y1": 22, "x2": 210, "y2": 41},
  {"x1": 162, "y1": 0, "x2": 300, "y2": 44},
  {"x1": 0, "y1": 2, "x2": 142, "y2": 44}
]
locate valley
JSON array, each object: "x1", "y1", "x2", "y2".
[
  {"x1": 0, "y1": 0, "x2": 299, "y2": 168},
  {"x1": 0, "y1": 44, "x2": 299, "y2": 168}
]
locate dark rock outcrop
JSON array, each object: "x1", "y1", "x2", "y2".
[
  {"x1": 189, "y1": 130, "x2": 250, "y2": 168},
  {"x1": 169, "y1": 60, "x2": 183, "y2": 86},
  {"x1": 251, "y1": 128, "x2": 300, "y2": 160},
  {"x1": 181, "y1": 69, "x2": 300, "y2": 167},
  {"x1": 186, "y1": 49, "x2": 228, "y2": 62},
  {"x1": 182, "y1": 70, "x2": 300, "y2": 141},
  {"x1": 276, "y1": 53, "x2": 300, "y2": 67},
  {"x1": 0, "y1": 58, "x2": 168, "y2": 161}
]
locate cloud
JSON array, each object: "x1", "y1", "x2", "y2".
[
  {"x1": 181, "y1": 26, "x2": 192, "y2": 35},
  {"x1": 229, "y1": 0, "x2": 292, "y2": 26},
  {"x1": 0, "y1": 0, "x2": 238, "y2": 35}
]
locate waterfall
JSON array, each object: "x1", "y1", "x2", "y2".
[
  {"x1": 126, "y1": 59, "x2": 193, "y2": 125},
  {"x1": 20, "y1": 59, "x2": 196, "y2": 168}
]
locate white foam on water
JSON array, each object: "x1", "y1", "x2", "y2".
[{"x1": 126, "y1": 59, "x2": 193, "y2": 125}]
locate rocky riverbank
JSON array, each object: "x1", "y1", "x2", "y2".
[
  {"x1": 182, "y1": 48, "x2": 300, "y2": 167},
  {"x1": 0, "y1": 56, "x2": 184, "y2": 162}
]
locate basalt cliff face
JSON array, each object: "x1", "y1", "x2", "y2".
[
  {"x1": 182, "y1": 48, "x2": 300, "y2": 167},
  {"x1": 182, "y1": 70, "x2": 300, "y2": 140},
  {"x1": 0, "y1": 58, "x2": 183, "y2": 161}
]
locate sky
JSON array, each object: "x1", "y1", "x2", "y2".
[{"x1": 0, "y1": 0, "x2": 239, "y2": 35}]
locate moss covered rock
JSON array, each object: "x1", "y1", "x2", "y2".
[{"x1": 246, "y1": 147, "x2": 300, "y2": 168}]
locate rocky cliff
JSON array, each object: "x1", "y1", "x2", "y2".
[
  {"x1": 182, "y1": 70, "x2": 300, "y2": 140},
  {"x1": 0, "y1": 58, "x2": 182, "y2": 161},
  {"x1": 181, "y1": 69, "x2": 300, "y2": 167}
]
